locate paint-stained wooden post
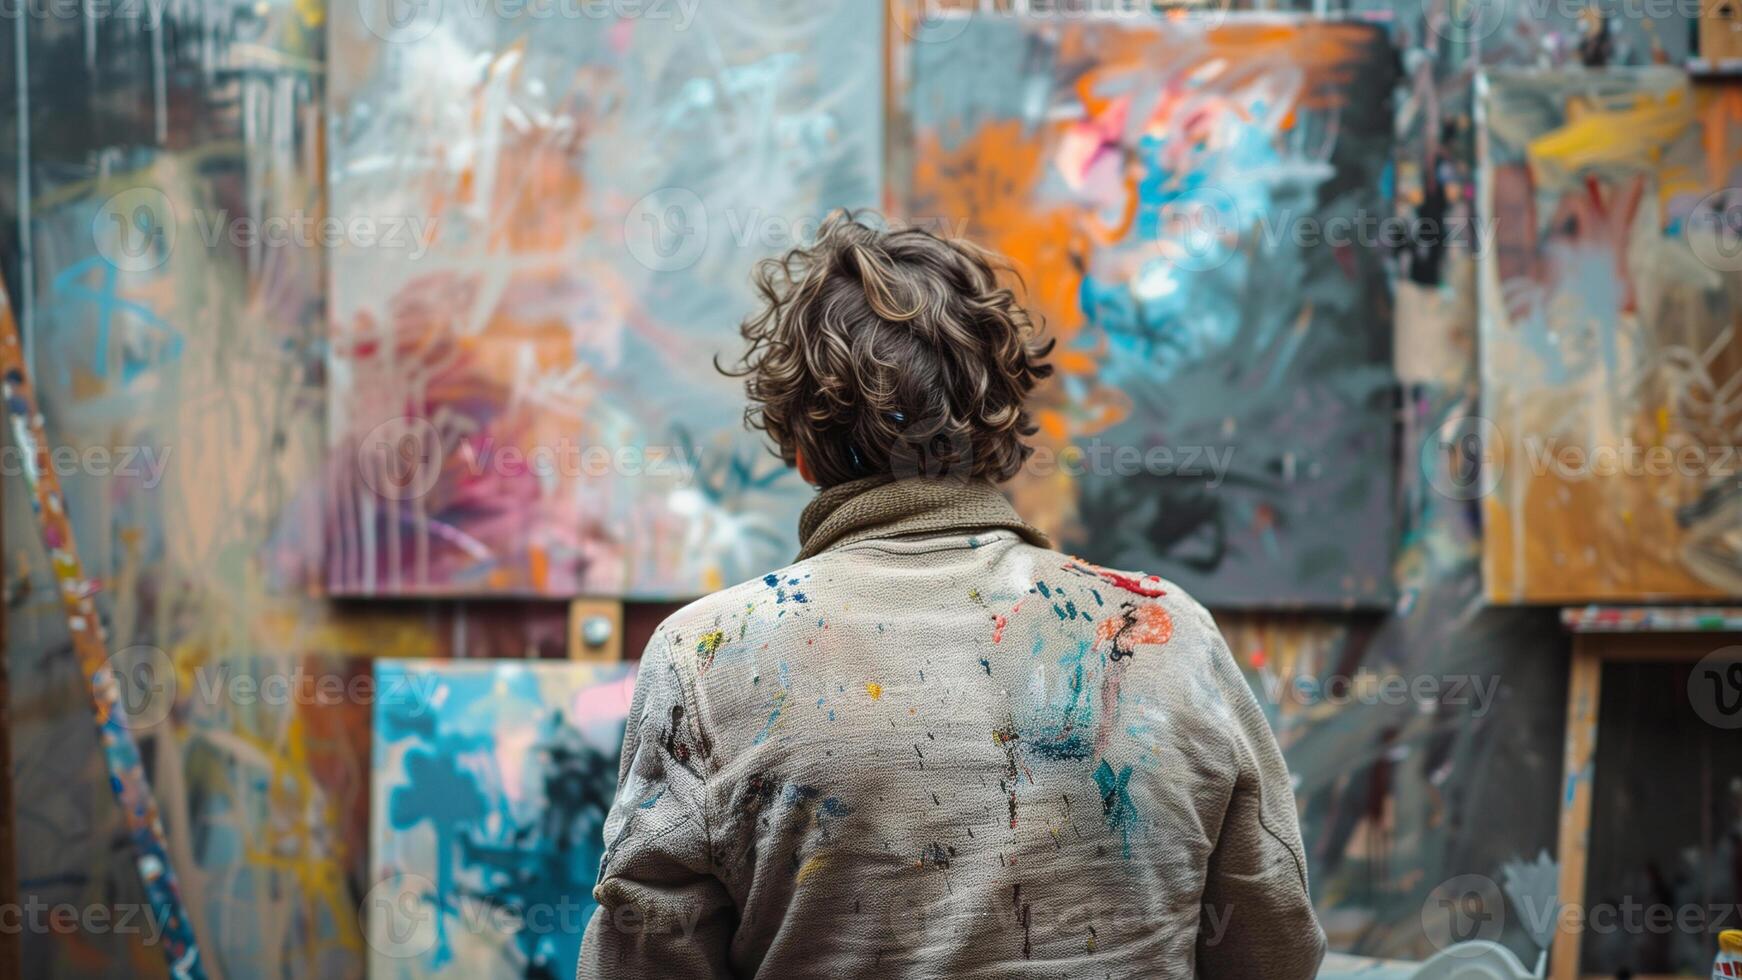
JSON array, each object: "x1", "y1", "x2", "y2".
[
  {"x1": 0, "y1": 280, "x2": 203, "y2": 979},
  {"x1": 1552, "y1": 638, "x2": 1602, "y2": 980}
]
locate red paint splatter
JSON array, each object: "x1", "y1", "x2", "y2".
[
  {"x1": 1063, "y1": 559, "x2": 1167, "y2": 598},
  {"x1": 990, "y1": 599, "x2": 1026, "y2": 643}
]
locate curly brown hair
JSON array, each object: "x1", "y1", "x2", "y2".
[{"x1": 719, "y1": 211, "x2": 1054, "y2": 489}]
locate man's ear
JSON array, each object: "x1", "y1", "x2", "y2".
[{"x1": 795, "y1": 448, "x2": 814, "y2": 485}]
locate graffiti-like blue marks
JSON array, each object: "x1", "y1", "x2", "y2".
[
  {"x1": 1093, "y1": 760, "x2": 1137, "y2": 859},
  {"x1": 375, "y1": 662, "x2": 631, "y2": 978},
  {"x1": 50, "y1": 255, "x2": 184, "y2": 385}
]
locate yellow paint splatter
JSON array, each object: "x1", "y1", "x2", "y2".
[
  {"x1": 796, "y1": 853, "x2": 829, "y2": 884},
  {"x1": 1527, "y1": 87, "x2": 1693, "y2": 183},
  {"x1": 865, "y1": 681, "x2": 882, "y2": 700}
]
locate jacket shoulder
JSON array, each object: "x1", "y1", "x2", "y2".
[
  {"x1": 641, "y1": 558, "x2": 823, "y2": 666},
  {"x1": 997, "y1": 544, "x2": 1226, "y2": 659}
]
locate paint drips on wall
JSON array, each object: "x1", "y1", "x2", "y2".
[{"x1": 324, "y1": 0, "x2": 881, "y2": 597}]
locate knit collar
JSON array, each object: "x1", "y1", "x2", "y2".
[{"x1": 796, "y1": 475, "x2": 1051, "y2": 559}]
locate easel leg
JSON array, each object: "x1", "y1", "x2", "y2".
[{"x1": 1552, "y1": 639, "x2": 1602, "y2": 980}]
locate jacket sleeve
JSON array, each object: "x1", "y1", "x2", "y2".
[
  {"x1": 1195, "y1": 622, "x2": 1327, "y2": 980},
  {"x1": 578, "y1": 630, "x2": 737, "y2": 979}
]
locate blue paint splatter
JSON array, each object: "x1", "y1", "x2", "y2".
[{"x1": 1094, "y1": 760, "x2": 1137, "y2": 859}]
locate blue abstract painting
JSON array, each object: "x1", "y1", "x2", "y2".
[{"x1": 368, "y1": 660, "x2": 636, "y2": 979}]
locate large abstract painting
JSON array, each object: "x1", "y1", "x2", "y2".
[
  {"x1": 326, "y1": 0, "x2": 881, "y2": 597},
  {"x1": 368, "y1": 660, "x2": 636, "y2": 979},
  {"x1": 1478, "y1": 69, "x2": 1742, "y2": 601},
  {"x1": 902, "y1": 14, "x2": 1400, "y2": 609}
]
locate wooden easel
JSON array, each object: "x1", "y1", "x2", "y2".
[{"x1": 1551, "y1": 607, "x2": 1742, "y2": 980}]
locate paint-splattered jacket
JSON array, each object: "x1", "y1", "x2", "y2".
[{"x1": 579, "y1": 477, "x2": 1325, "y2": 979}]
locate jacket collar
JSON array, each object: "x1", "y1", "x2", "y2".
[{"x1": 796, "y1": 476, "x2": 1052, "y2": 560}]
